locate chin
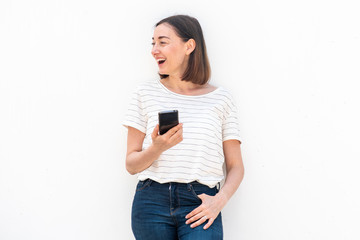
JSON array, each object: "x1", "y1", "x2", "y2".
[{"x1": 158, "y1": 70, "x2": 168, "y2": 75}]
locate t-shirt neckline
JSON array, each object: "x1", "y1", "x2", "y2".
[{"x1": 156, "y1": 78, "x2": 221, "y2": 98}]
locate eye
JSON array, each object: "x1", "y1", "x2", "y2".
[{"x1": 151, "y1": 42, "x2": 167, "y2": 46}]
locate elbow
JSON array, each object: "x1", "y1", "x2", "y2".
[
  {"x1": 126, "y1": 168, "x2": 137, "y2": 175},
  {"x1": 239, "y1": 161, "x2": 245, "y2": 178},
  {"x1": 239, "y1": 164, "x2": 245, "y2": 182},
  {"x1": 125, "y1": 159, "x2": 137, "y2": 175},
  {"x1": 126, "y1": 164, "x2": 137, "y2": 175}
]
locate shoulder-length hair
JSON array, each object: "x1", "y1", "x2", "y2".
[{"x1": 155, "y1": 15, "x2": 211, "y2": 85}]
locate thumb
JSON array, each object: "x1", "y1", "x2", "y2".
[
  {"x1": 197, "y1": 193, "x2": 206, "y2": 200},
  {"x1": 152, "y1": 124, "x2": 159, "y2": 138}
]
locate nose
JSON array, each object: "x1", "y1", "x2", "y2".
[{"x1": 151, "y1": 44, "x2": 160, "y2": 57}]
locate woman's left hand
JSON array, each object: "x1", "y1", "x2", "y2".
[{"x1": 185, "y1": 192, "x2": 227, "y2": 230}]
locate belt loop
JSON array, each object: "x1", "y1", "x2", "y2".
[
  {"x1": 145, "y1": 178, "x2": 153, "y2": 187},
  {"x1": 142, "y1": 178, "x2": 152, "y2": 187}
]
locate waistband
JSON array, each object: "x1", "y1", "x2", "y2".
[{"x1": 139, "y1": 178, "x2": 220, "y2": 190}]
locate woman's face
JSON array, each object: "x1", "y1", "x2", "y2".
[{"x1": 151, "y1": 23, "x2": 194, "y2": 77}]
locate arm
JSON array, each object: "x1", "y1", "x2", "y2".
[
  {"x1": 185, "y1": 139, "x2": 244, "y2": 229},
  {"x1": 125, "y1": 126, "x2": 161, "y2": 175},
  {"x1": 125, "y1": 123, "x2": 183, "y2": 175},
  {"x1": 216, "y1": 139, "x2": 245, "y2": 204}
]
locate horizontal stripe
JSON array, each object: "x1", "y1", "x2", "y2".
[
  {"x1": 158, "y1": 147, "x2": 221, "y2": 159},
  {"x1": 143, "y1": 142, "x2": 224, "y2": 157},
  {"x1": 158, "y1": 153, "x2": 222, "y2": 165},
  {"x1": 156, "y1": 159, "x2": 223, "y2": 173},
  {"x1": 144, "y1": 169, "x2": 220, "y2": 178},
  {"x1": 149, "y1": 165, "x2": 223, "y2": 177}
]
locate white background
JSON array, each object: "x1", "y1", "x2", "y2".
[{"x1": 1, "y1": 0, "x2": 360, "y2": 239}]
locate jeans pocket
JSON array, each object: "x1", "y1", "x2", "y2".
[
  {"x1": 189, "y1": 184, "x2": 202, "y2": 201},
  {"x1": 136, "y1": 179, "x2": 152, "y2": 192},
  {"x1": 189, "y1": 183, "x2": 218, "y2": 199}
]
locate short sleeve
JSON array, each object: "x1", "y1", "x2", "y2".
[
  {"x1": 222, "y1": 95, "x2": 242, "y2": 144},
  {"x1": 121, "y1": 86, "x2": 147, "y2": 134}
]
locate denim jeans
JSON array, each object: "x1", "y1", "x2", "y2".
[{"x1": 131, "y1": 179, "x2": 223, "y2": 240}]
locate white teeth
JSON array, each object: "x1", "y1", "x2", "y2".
[{"x1": 157, "y1": 59, "x2": 166, "y2": 63}]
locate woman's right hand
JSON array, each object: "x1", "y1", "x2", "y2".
[{"x1": 151, "y1": 123, "x2": 183, "y2": 153}]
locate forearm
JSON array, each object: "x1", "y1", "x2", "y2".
[
  {"x1": 216, "y1": 165, "x2": 244, "y2": 206},
  {"x1": 126, "y1": 144, "x2": 162, "y2": 175}
]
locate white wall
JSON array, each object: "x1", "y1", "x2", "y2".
[{"x1": 1, "y1": 0, "x2": 359, "y2": 239}]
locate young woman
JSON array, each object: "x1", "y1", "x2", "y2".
[{"x1": 122, "y1": 14, "x2": 244, "y2": 240}]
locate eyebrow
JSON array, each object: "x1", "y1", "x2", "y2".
[{"x1": 152, "y1": 36, "x2": 170, "y2": 40}]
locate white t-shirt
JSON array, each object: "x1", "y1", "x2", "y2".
[{"x1": 122, "y1": 79, "x2": 242, "y2": 188}]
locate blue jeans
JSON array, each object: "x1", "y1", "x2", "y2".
[{"x1": 131, "y1": 179, "x2": 223, "y2": 240}]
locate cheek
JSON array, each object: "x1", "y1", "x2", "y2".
[
  {"x1": 164, "y1": 44, "x2": 186, "y2": 65},
  {"x1": 165, "y1": 45, "x2": 177, "y2": 56}
]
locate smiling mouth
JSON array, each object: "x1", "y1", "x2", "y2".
[{"x1": 157, "y1": 59, "x2": 166, "y2": 66}]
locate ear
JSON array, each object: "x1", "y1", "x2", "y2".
[{"x1": 185, "y1": 39, "x2": 196, "y2": 55}]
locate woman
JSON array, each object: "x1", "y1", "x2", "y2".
[{"x1": 122, "y1": 14, "x2": 244, "y2": 240}]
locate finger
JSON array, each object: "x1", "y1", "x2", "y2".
[
  {"x1": 151, "y1": 124, "x2": 159, "y2": 138},
  {"x1": 197, "y1": 193, "x2": 205, "y2": 200},
  {"x1": 172, "y1": 123, "x2": 183, "y2": 132},
  {"x1": 186, "y1": 212, "x2": 204, "y2": 225},
  {"x1": 190, "y1": 215, "x2": 208, "y2": 228},
  {"x1": 185, "y1": 205, "x2": 202, "y2": 219},
  {"x1": 169, "y1": 126, "x2": 183, "y2": 141},
  {"x1": 171, "y1": 134, "x2": 183, "y2": 145},
  {"x1": 203, "y1": 218, "x2": 214, "y2": 230},
  {"x1": 165, "y1": 123, "x2": 182, "y2": 137}
]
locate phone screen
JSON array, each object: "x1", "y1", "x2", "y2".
[{"x1": 158, "y1": 110, "x2": 179, "y2": 135}]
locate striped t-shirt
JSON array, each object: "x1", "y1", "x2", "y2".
[{"x1": 122, "y1": 79, "x2": 242, "y2": 188}]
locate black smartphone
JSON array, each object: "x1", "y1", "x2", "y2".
[{"x1": 158, "y1": 110, "x2": 179, "y2": 135}]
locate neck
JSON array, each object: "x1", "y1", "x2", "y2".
[{"x1": 163, "y1": 76, "x2": 201, "y2": 92}]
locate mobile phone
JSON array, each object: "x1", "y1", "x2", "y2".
[{"x1": 158, "y1": 110, "x2": 179, "y2": 135}]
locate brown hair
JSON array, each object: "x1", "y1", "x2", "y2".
[{"x1": 155, "y1": 15, "x2": 211, "y2": 85}]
